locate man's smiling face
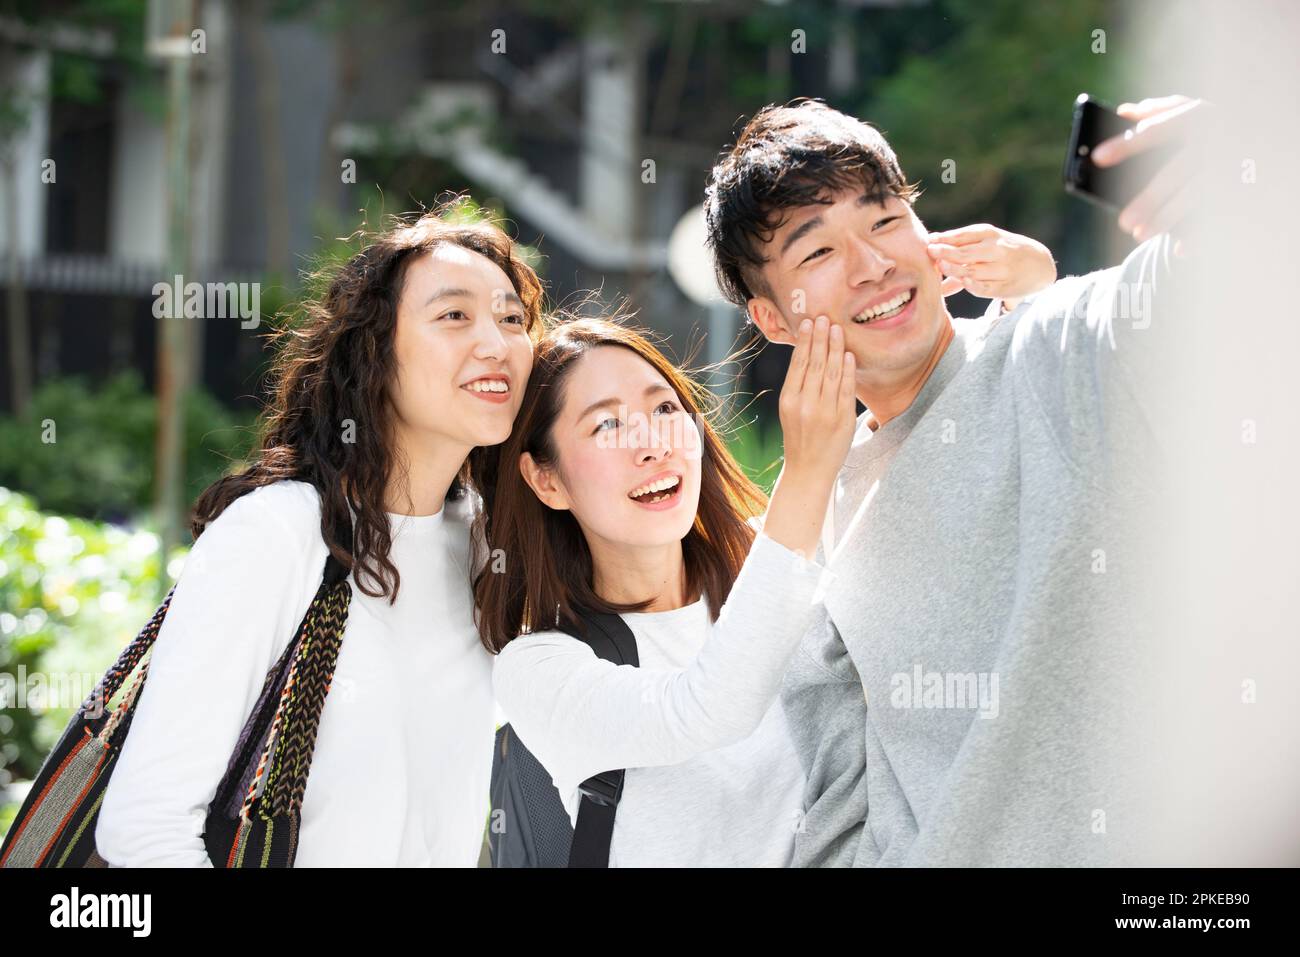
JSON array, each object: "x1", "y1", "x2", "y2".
[{"x1": 747, "y1": 188, "x2": 948, "y2": 383}]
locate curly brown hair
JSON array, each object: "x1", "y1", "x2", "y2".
[{"x1": 192, "y1": 201, "x2": 546, "y2": 602}]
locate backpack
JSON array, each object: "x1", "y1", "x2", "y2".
[{"x1": 487, "y1": 608, "x2": 639, "y2": 868}]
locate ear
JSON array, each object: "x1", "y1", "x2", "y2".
[
  {"x1": 519, "y1": 451, "x2": 571, "y2": 511},
  {"x1": 747, "y1": 297, "x2": 797, "y2": 347}
]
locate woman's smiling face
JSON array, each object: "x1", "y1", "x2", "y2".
[
  {"x1": 389, "y1": 243, "x2": 535, "y2": 451},
  {"x1": 520, "y1": 345, "x2": 703, "y2": 549}
]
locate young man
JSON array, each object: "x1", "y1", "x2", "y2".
[{"x1": 704, "y1": 98, "x2": 1195, "y2": 865}]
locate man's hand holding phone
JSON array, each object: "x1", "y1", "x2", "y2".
[{"x1": 1090, "y1": 94, "x2": 1206, "y2": 254}]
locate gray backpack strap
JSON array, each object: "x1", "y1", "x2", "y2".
[
  {"x1": 487, "y1": 607, "x2": 638, "y2": 868},
  {"x1": 563, "y1": 610, "x2": 638, "y2": 868}
]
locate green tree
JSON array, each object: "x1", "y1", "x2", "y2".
[{"x1": 862, "y1": 0, "x2": 1126, "y2": 269}]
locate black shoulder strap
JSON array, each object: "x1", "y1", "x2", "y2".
[
  {"x1": 321, "y1": 507, "x2": 354, "y2": 586},
  {"x1": 555, "y1": 607, "x2": 639, "y2": 868}
]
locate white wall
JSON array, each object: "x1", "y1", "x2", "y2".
[
  {"x1": 0, "y1": 47, "x2": 51, "y2": 257},
  {"x1": 107, "y1": 86, "x2": 167, "y2": 266}
]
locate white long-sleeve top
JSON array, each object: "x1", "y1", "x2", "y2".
[
  {"x1": 492, "y1": 528, "x2": 836, "y2": 866},
  {"x1": 95, "y1": 479, "x2": 494, "y2": 867}
]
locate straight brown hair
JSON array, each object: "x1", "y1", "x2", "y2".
[{"x1": 472, "y1": 315, "x2": 769, "y2": 653}]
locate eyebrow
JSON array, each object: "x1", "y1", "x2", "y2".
[
  {"x1": 779, "y1": 215, "x2": 824, "y2": 258},
  {"x1": 778, "y1": 193, "x2": 893, "y2": 259},
  {"x1": 575, "y1": 383, "x2": 676, "y2": 426},
  {"x1": 423, "y1": 286, "x2": 524, "y2": 310}
]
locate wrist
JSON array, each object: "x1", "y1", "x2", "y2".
[
  {"x1": 766, "y1": 467, "x2": 834, "y2": 543},
  {"x1": 775, "y1": 464, "x2": 837, "y2": 498}
]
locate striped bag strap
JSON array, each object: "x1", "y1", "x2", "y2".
[
  {"x1": 236, "y1": 575, "x2": 351, "y2": 821},
  {"x1": 233, "y1": 516, "x2": 354, "y2": 823},
  {"x1": 80, "y1": 588, "x2": 175, "y2": 741}
]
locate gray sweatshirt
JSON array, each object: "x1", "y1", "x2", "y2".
[{"x1": 781, "y1": 235, "x2": 1178, "y2": 866}]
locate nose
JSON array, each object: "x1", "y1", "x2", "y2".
[
  {"x1": 635, "y1": 444, "x2": 672, "y2": 469},
  {"x1": 471, "y1": 310, "x2": 509, "y2": 360},
  {"x1": 846, "y1": 234, "x2": 895, "y2": 287},
  {"x1": 632, "y1": 416, "x2": 674, "y2": 463}
]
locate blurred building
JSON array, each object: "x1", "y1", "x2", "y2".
[{"x1": 0, "y1": 0, "x2": 945, "y2": 423}]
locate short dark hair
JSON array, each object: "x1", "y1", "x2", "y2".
[{"x1": 704, "y1": 99, "x2": 921, "y2": 307}]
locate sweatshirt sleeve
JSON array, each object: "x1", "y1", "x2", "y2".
[
  {"x1": 492, "y1": 530, "x2": 835, "y2": 797},
  {"x1": 94, "y1": 485, "x2": 326, "y2": 867},
  {"x1": 1009, "y1": 233, "x2": 1180, "y2": 487}
]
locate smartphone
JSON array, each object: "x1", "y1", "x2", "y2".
[{"x1": 1063, "y1": 93, "x2": 1174, "y2": 211}]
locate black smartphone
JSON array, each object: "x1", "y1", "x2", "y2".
[{"x1": 1063, "y1": 93, "x2": 1174, "y2": 211}]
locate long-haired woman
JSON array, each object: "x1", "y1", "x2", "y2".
[
  {"x1": 95, "y1": 203, "x2": 544, "y2": 866},
  {"x1": 479, "y1": 312, "x2": 855, "y2": 866}
]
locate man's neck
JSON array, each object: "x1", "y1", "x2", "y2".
[{"x1": 857, "y1": 317, "x2": 956, "y2": 430}]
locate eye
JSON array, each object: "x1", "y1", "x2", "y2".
[
  {"x1": 594, "y1": 417, "x2": 620, "y2": 434},
  {"x1": 502, "y1": 312, "x2": 526, "y2": 326},
  {"x1": 439, "y1": 309, "x2": 470, "y2": 322},
  {"x1": 872, "y1": 216, "x2": 902, "y2": 231},
  {"x1": 653, "y1": 400, "x2": 681, "y2": 415},
  {"x1": 800, "y1": 247, "x2": 830, "y2": 266}
]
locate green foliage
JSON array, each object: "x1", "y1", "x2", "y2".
[
  {"x1": 0, "y1": 799, "x2": 17, "y2": 841},
  {"x1": 5, "y1": 0, "x2": 157, "y2": 121},
  {"x1": 863, "y1": 0, "x2": 1123, "y2": 251},
  {"x1": 724, "y1": 416, "x2": 786, "y2": 496},
  {"x1": 0, "y1": 372, "x2": 256, "y2": 523},
  {"x1": 0, "y1": 486, "x2": 178, "y2": 789}
]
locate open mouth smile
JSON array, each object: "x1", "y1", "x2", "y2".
[
  {"x1": 627, "y1": 473, "x2": 683, "y2": 509},
  {"x1": 460, "y1": 375, "x2": 511, "y2": 404},
  {"x1": 851, "y1": 287, "x2": 916, "y2": 327}
]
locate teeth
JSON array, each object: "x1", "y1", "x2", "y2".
[
  {"x1": 464, "y1": 379, "x2": 508, "y2": 393},
  {"x1": 628, "y1": 475, "x2": 681, "y2": 499},
  {"x1": 854, "y1": 289, "x2": 912, "y2": 323}
]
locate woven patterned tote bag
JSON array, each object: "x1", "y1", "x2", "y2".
[{"x1": 0, "y1": 533, "x2": 351, "y2": 868}]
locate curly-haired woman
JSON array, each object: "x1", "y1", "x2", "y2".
[{"x1": 95, "y1": 204, "x2": 544, "y2": 866}]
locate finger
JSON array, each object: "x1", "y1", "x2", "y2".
[
  {"x1": 786, "y1": 318, "x2": 812, "y2": 393},
  {"x1": 1093, "y1": 99, "x2": 1199, "y2": 167},
  {"x1": 966, "y1": 265, "x2": 1010, "y2": 283},
  {"x1": 940, "y1": 258, "x2": 999, "y2": 281},
  {"x1": 1139, "y1": 179, "x2": 1196, "y2": 241},
  {"x1": 926, "y1": 224, "x2": 995, "y2": 246},
  {"x1": 937, "y1": 261, "x2": 971, "y2": 282},
  {"x1": 1118, "y1": 152, "x2": 1196, "y2": 235},
  {"x1": 1129, "y1": 97, "x2": 1200, "y2": 137},
  {"x1": 939, "y1": 275, "x2": 964, "y2": 297},
  {"x1": 1090, "y1": 130, "x2": 1134, "y2": 168},
  {"x1": 1116, "y1": 94, "x2": 1192, "y2": 120},
  {"x1": 805, "y1": 316, "x2": 829, "y2": 398},
  {"x1": 838, "y1": 349, "x2": 856, "y2": 416},
  {"x1": 961, "y1": 274, "x2": 1000, "y2": 296},
  {"x1": 928, "y1": 242, "x2": 991, "y2": 264},
  {"x1": 821, "y1": 322, "x2": 844, "y2": 401}
]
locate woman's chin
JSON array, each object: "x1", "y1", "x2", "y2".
[
  {"x1": 468, "y1": 422, "x2": 515, "y2": 448},
  {"x1": 623, "y1": 512, "x2": 697, "y2": 546}
]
